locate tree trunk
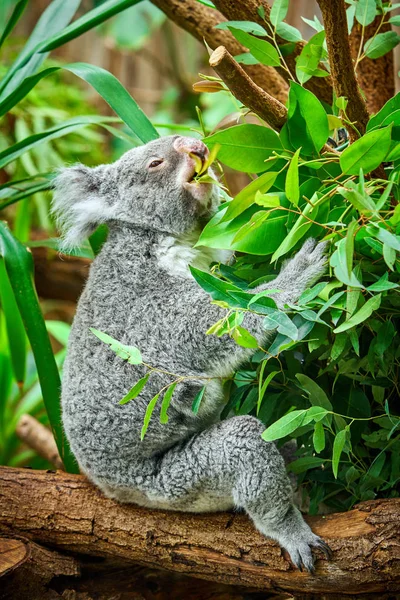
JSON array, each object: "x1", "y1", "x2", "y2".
[
  {"x1": 0, "y1": 467, "x2": 399, "y2": 597},
  {"x1": 349, "y1": 18, "x2": 395, "y2": 115}
]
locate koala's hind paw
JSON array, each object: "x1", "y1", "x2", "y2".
[
  {"x1": 284, "y1": 533, "x2": 333, "y2": 574},
  {"x1": 255, "y1": 504, "x2": 333, "y2": 574}
]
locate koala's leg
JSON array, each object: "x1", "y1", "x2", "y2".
[{"x1": 138, "y1": 415, "x2": 331, "y2": 572}]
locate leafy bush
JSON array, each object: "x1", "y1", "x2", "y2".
[{"x1": 189, "y1": 3, "x2": 400, "y2": 512}]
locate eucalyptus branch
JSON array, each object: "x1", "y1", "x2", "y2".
[
  {"x1": 212, "y1": 0, "x2": 333, "y2": 104},
  {"x1": 316, "y1": 0, "x2": 370, "y2": 141},
  {"x1": 209, "y1": 46, "x2": 288, "y2": 131}
]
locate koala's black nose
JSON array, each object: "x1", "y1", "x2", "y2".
[
  {"x1": 173, "y1": 136, "x2": 209, "y2": 160},
  {"x1": 191, "y1": 148, "x2": 207, "y2": 160}
]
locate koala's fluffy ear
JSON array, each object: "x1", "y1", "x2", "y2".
[{"x1": 52, "y1": 164, "x2": 115, "y2": 249}]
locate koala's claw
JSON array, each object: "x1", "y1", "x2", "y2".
[
  {"x1": 283, "y1": 534, "x2": 332, "y2": 574},
  {"x1": 313, "y1": 538, "x2": 333, "y2": 560}
]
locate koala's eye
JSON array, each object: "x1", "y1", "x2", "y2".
[{"x1": 148, "y1": 159, "x2": 164, "y2": 169}]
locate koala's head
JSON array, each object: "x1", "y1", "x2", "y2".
[{"x1": 52, "y1": 135, "x2": 220, "y2": 248}]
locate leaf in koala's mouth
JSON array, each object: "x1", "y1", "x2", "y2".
[{"x1": 190, "y1": 143, "x2": 221, "y2": 180}]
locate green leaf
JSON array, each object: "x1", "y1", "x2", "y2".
[
  {"x1": 334, "y1": 294, "x2": 382, "y2": 333},
  {"x1": 281, "y1": 82, "x2": 329, "y2": 156},
  {"x1": 0, "y1": 0, "x2": 28, "y2": 49},
  {"x1": 364, "y1": 31, "x2": 400, "y2": 59},
  {"x1": 285, "y1": 148, "x2": 300, "y2": 206},
  {"x1": 345, "y1": 219, "x2": 357, "y2": 276},
  {"x1": 366, "y1": 223, "x2": 400, "y2": 251},
  {"x1": 338, "y1": 181, "x2": 378, "y2": 217},
  {"x1": 367, "y1": 91, "x2": 400, "y2": 131},
  {"x1": 383, "y1": 243, "x2": 396, "y2": 270},
  {"x1": 367, "y1": 272, "x2": 399, "y2": 291},
  {"x1": 332, "y1": 428, "x2": 348, "y2": 478},
  {"x1": 196, "y1": 204, "x2": 287, "y2": 255},
  {"x1": 287, "y1": 456, "x2": 325, "y2": 474},
  {"x1": 0, "y1": 221, "x2": 77, "y2": 473},
  {"x1": 0, "y1": 259, "x2": 26, "y2": 384},
  {"x1": 254, "y1": 192, "x2": 280, "y2": 208},
  {"x1": 271, "y1": 193, "x2": 320, "y2": 261},
  {"x1": 295, "y1": 374, "x2": 333, "y2": 410},
  {"x1": 263, "y1": 309, "x2": 298, "y2": 340},
  {"x1": 0, "y1": 63, "x2": 158, "y2": 142},
  {"x1": 215, "y1": 20, "x2": 267, "y2": 36},
  {"x1": 270, "y1": 0, "x2": 289, "y2": 27},
  {"x1": 228, "y1": 27, "x2": 281, "y2": 66},
  {"x1": 119, "y1": 373, "x2": 150, "y2": 405},
  {"x1": 340, "y1": 125, "x2": 392, "y2": 175},
  {"x1": 234, "y1": 52, "x2": 260, "y2": 65},
  {"x1": 302, "y1": 406, "x2": 329, "y2": 425},
  {"x1": 330, "y1": 235, "x2": 363, "y2": 288},
  {"x1": 189, "y1": 266, "x2": 247, "y2": 307},
  {"x1": 295, "y1": 31, "x2": 326, "y2": 85},
  {"x1": 222, "y1": 171, "x2": 278, "y2": 222},
  {"x1": 192, "y1": 386, "x2": 206, "y2": 414},
  {"x1": 328, "y1": 114, "x2": 343, "y2": 130},
  {"x1": 90, "y1": 328, "x2": 143, "y2": 364},
  {"x1": 262, "y1": 409, "x2": 307, "y2": 441},
  {"x1": 232, "y1": 326, "x2": 258, "y2": 348},
  {"x1": 355, "y1": 0, "x2": 377, "y2": 26},
  {"x1": 39, "y1": 0, "x2": 143, "y2": 52},
  {"x1": 204, "y1": 124, "x2": 282, "y2": 173},
  {"x1": 257, "y1": 369, "x2": 279, "y2": 415},
  {"x1": 276, "y1": 22, "x2": 302, "y2": 42},
  {"x1": 0, "y1": 0, "x2": 80, "y2": 99},
  {"x1": 313, "y1": 422, "x2": 326, "y2": 453},
  {"x1": 232, "y1": 210, "x2": 271, "y2": 243},
  {"x1": 141, "y1": 393, "x2": 160, "y2": 440},
  {"x1": 160, "y1": 381, "x2": 178, "y2": 423}
]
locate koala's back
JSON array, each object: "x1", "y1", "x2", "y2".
[{"x1": 61, "y1": 233, "x2": 226, "y2": 477}]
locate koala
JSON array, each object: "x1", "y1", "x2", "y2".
[{"x1": 52, "y1": 135, "x2": 331, "y2": 573}]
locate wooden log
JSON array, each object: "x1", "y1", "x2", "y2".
[
  {"x1": 0, "y1": 467, "x2": 399, "y2": 596},
  {"x1": 0, "y1": 535, "x2": 80, "y2": 600}
]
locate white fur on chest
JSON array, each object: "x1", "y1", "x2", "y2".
[{"x1": 155, "y1": 232, "x2": 232, "y2": 278}]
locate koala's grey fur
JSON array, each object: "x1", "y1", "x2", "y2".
[{"x1": 52, "y1": 135, "x2": 331, "y2": 572}]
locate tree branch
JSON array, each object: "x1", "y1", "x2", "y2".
[
  {"x1": 209, "y1": 46, "x2": 287, "y2": 130},
  {"x1": 150, "y1": 0, "x2": 289, "y2": 103},
  {"x1": 1, "y1": 467, "x2": 400, "y2": 596},
  {"x1": 16, "y1": 414, "x2": 64, "y2": 470},
  {"x1": 316, "y1": 0, "x2": 370, "y2": 140},
  {"x1": 211, "y1": 0, "x2": 333, "y2": 105}
]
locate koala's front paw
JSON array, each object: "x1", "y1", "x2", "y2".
[{"x1": 282, "y1": 239, "x2": 328, "y2": 291}]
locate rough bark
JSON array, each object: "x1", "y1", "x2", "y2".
[
  {"x1": 150, "y1": 0, "x2": 289, "y2": 103},
  {"x1": 0, "y1": 536, "x2": 80, "y2": 600},
  {"x1": 349, "y1": 17, "x2": 395, "y2": 114},
  {"x1": 209, "y1": 47, "x2": 287, "y2": 130},
  {"x1": 211, "y1": 0, "x2": 333, "y2": 105},
  {"x1": 0, "y1": 467, "x2": 399, "y2": 596},
  {"x1": 317, "y1": 0, "x2": 370, "y2": 140}
]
